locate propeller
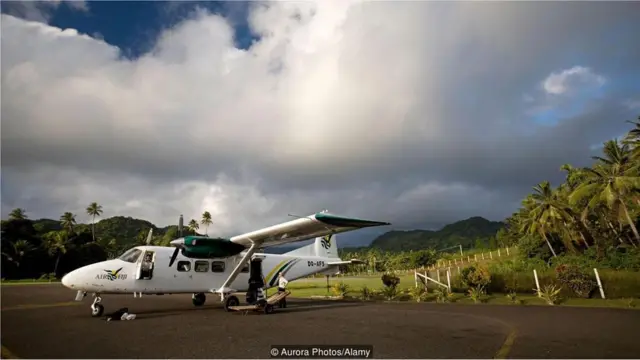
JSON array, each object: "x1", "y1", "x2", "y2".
[
  {"x1": 169, "y1": 238, "x2": 184, "y2": 267},
  {"x1": 146, "y1": 228, "x2": 153, "y2": 245}
]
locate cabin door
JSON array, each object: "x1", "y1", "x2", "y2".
[{"x1": 135, "y1": 250, "x2": 155, "y2": 280}]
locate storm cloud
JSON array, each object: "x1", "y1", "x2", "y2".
[{"x1": 2, "y1": 1, "x2": 639, "y2": 239}]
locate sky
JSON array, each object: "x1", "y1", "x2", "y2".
[{"x1": 2, "y1": 0, "x2": 640, "y2": 246}]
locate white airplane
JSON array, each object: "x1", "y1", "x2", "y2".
[{"x1": 61, "y1": 210, "x2": 389, "y2": 317}]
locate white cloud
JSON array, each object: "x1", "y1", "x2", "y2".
[
  {"x1": 2, "y1": 1, "x2": 639, "y2": 234},
  {"x1": 1, "y1": 0, "x2": 88, "y2": 23},
  {"x1": 542, "y1": 66, "x2": 606, "y2": 95}
]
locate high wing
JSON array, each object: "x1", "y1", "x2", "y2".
[{"x1": 229, "y1": 211, "x2": 391, "y2": 248}]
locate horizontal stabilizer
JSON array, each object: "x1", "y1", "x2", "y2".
[{"x1": 327, "y1": 258, "x2": 366, "y2": 266}]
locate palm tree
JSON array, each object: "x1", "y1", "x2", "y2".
[
  {"x1": 188, "y1": 219, "x2": 199, "y2": 234},
  {"x1": 8, "y1": 208, "x2": 27, "y2": 220},
  {"x1": 1, "y1": 240, "x2": 34, "y2": 269},
  {"x1": 521, "y1": 182, "x2": 568, "y2": 257},
  {"x1": 60, "y1": 212, "x2": 77, "y2": 233},
  {"x1": 44, "y1": 231, "x2": 70, "y2": 276},
  {"x1": 86, "y1": 202, "x2": 103, "y2": 242},
  {"x1": 570, "y1": 162, "x2": 640, "y2": 245},
  {"x1": 201, "y1": 211, "x2": 212, "y2": 236}
]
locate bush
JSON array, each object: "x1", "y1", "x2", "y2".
[
  {"x1": 331, "y1": 282, "x2": 349, "y2": 297},
  {"x1": 460, "y1": 264, "x2": 491, "y2": 289},
  {"x1": 381, "y1": 273, "x2": 400, "y2": 288},
  {"x1": 555, "y1": 264, "x2": 597, "y2": 298}
]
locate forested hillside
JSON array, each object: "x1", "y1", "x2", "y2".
[{"x1": 369, "y1": 216, "x2": 505, "y2": 252}]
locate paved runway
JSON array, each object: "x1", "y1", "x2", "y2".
[{"x1": 2, "y1": 284, "x2": 640, "y2": 359}]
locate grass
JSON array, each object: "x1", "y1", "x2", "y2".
[
  {"x1": 1, "y1": 279, "x2": 60, "y2": 285},
  {"x1": 283, "y1": 274, "x2": 640, "y2": 310}
]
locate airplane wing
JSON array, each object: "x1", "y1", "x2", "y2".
[{"x1": 229, "y1": 211, "x2": 390, "y2": 248}]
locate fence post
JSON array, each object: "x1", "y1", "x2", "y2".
[
  {"x1": 506, "y1": 247, "x2": 510, "y2": 256},
  {"x1": 414, "y1": 271, "x2": 418, "y2": 288},
  {"x1": 474, "y1": 254, "x2": 477, "y2": 261},
  {"x1": 446, "y1": 269, "x2": 451, "y2": 291},
  {"x1": 498, "y1": 249, "x2": 501, "y2": 257},
  {"x1": 481, "y1": 252, "x2": 485, "y2": 260},
  {"x1": 437, "y1": 270, "x2": 441, "y2": 283},
  {"x1": 468, "y1": 256, "x2": 470, "y2": 262},
  {"x1": 533, "y1": 269, "x2": 541, "y2": 296},
  {"x1": 593, "y1": 268, "x2": 605, "y2": 299},
  {"x1": 457, "y1": 266, "x2": 460, "y2": 275},
  {"x1": 490, "y1": 251, "x2": 493, "y2": 260}
]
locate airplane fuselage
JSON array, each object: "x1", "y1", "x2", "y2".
[{"x1": 62, "y1": 245, "x2": 338, "y2": 295}]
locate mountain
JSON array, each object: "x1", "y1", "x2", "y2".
[
  {"x1": 369, "y1": 216, "x2": 505, "y2": 252},
  {"x1": 27, "y1": 215, "x2": 503, "y2": 254}
]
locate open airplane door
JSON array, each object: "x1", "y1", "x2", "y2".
[{"x1": 135, "y1": 250, "x2": 156, "y2": 280}]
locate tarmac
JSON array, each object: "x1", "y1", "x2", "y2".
[{"x1": 2, "y1": 284, "x2": 640, "y2": 359}]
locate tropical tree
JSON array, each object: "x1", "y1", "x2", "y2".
[
  {"x1": 1, "y1": 239, "x2": 34, "y2": 269},
  {"x1": 86, "y1": 202, "x2": 103, "y2": 242},
  {"x1": 8, "y1": 208, "x2": 27, "y2": 220},
  {"x1": 44, "y1": 231, "x2": 70, "y2": 275},
  {"x1": 201, "y1": 211, "x2": 212, "y2": 235},
  {"x1": 188, "y1": 219, "x2": 199, "y2": 234},
  {"x1": 569, "y1": 141, "x2": 640, "y2": 245},
  {"x1": 60, "y1": 212, "x2": 77, "y2": 233}
]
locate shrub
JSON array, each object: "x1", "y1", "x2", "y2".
[
  {"x1": 360, "y1": 286, "x2": 373, "y2": 300},
  {"x1": 535, "y1": 284, "x2": 562, "y2": 305},
  {"x1": 460, "y1": 265, "x2": 491, "y2": 289},
  {"x1": 409, "y1": 286, "x2": 427, "y2": 302},
  {"x1": 434, "y1": 288, "x2": 454, "y2": 303},
  {"x1": 555, "y1": 264, "x2": 597, "y2": 298},
  {"x1": 380, "y1": 285, "x2": 398, "y2": 300},
  {"x1": 332, "y1": 282, "x2": 349, "y2": 297},
  {"x1": 381, "y1": 273, "x2": 400, "y2": 288},
  {"x1": 467, "y1": 285, "x2": 485, "y2": 303}
]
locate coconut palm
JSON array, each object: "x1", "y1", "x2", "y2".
[
  {"x1": 86, "y1": 202, "x2": 103, "y2": 242},
  {"x1": 201, "y1": 211, "x2": 212, "y2": 236},
  {"x1": 188, "y1": 219, "x2": 199, "y2": 234},
  {"x1": 8, "y1": 208, "x2": 27, "y2": 220},
  {"x1": 60, "y1": 212, "x2": 77, "y2": 233}
]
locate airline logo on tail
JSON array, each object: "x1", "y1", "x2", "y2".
[{"x1": 321, "y1": 235, "x2": 332, "y2": 250}]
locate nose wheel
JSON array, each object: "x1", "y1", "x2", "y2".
[{"x1": 91, "y1": 295, "x2": 104, "y2": 317}]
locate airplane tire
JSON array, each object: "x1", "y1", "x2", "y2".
[
  {"x1": 91, "y1": 304, "x2": 104, "y2": 317},
  {"x1": 224, "y1": 296, "x2": 239, "y2": 312},
  {"x1": 192, "y1": 293, "x2": 206, "y2": 306}
]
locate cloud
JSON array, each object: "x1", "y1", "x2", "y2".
[
  {"x1": 2, "y1": 1, "x2": 639, "y2": 239},
  {"x1": 1, "y1": 0, "x2": 88, "y2": 23},
  {"x1": 542, "y1": 66, "x2": 606, "y2": 95}
]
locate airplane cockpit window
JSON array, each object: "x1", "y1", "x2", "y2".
[{"x1": 118, "y1": 248, "x2": 142, "y2": 263}]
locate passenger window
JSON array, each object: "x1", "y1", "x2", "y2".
[
  {"x1": 195, "y1": 261, "x2": 209, "y2": 272},
  {"x1": 177, "y1": 261, "x2": 191, "y2": 272},
  {"x1": 211, "y1": 261, "x2": 225, "y2": 273}
]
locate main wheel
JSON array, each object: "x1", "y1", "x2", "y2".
[
  {"x1": 91, "y1": 304, "x2": 104, "y2": 317},
  {"x1": 192, "y1": 293, "x2": 206, "y2": 306},
  {"x1": 224, "y1": 295, "x2": 240, "y2": 312}
]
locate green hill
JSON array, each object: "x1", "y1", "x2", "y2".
[{"x1": 369, "y1": 216, "x2": 505, "y2": 252}]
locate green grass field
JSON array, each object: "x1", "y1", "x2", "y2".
[{"x1": 283, "y1": 273, "x2": 639, "y2": 310}]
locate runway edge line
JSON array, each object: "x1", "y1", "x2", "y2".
[
  {"x1": 494, "y1": 329, "x2": 517, "y2": 359},
  {"x1": 1, "y1": 344, "x2": 20, "y2": 359}
]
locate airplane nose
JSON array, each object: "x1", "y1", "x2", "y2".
[{"x1": 61, "y1": 270, "x2": 77, "y2": 289}]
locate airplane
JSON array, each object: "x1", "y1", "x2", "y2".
[{"x1": 60, "y1": 210, "x2": 390, "y2": 317}]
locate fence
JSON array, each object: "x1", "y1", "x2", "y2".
[{"x1": 415, "y1": 266, "x2": 609, "y2": 299}]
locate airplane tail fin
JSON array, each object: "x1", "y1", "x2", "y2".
[{"x1": 285, "y1": 234, "x2": 339, "y2": 258}]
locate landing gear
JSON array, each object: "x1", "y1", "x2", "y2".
[
  {"x1": 224, "y1": 295, "x2": 240, "y2": 312},
  {"x1": 91, "y1": 294, "x2": 104, "y2": 317},
  {"x1": 264, "y1": 303, "x2": 274, "y2": 314},
  {"x1": 192, "y1": 292, "x2": 206, "y2": 306}
]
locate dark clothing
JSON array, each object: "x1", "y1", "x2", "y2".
[
  {"x1": 278, "y1": 287, "x2": 286, "y2": 292},
  {"x1": 105, "y1": 307, "x2": 128, "y2": 321}
]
